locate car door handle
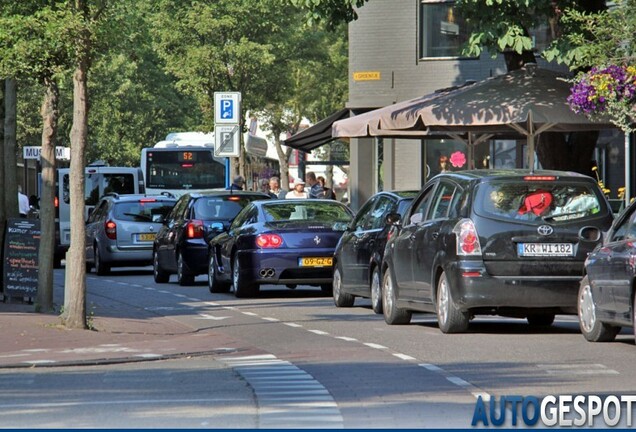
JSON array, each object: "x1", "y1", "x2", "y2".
[{"x1": 431, "y1": 232, "x2": 439, "y2": 240}]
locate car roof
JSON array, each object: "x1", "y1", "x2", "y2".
[
  {"x1": 185, "y1": 190, "x2": 272, "y2": 199},
  {"x1": 384, "y1": 190, "x2": 419, "y2": 199},
  {"x1": 431, "y1": 169, "x2": 594, "y2": 183},
  {"x1": 102, "y1": 193, "x2": 176, "y2": 202}
]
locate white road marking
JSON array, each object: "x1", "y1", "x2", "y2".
[
  {"x1": 308, "y1": 329, "x2": 329, "y2": 335},
  {"x1": 363, "y1": 342, "x2": 388, "y2": 350},
  {"x1": 447, "y1": 376, "x2": 470, "y2": 387},
  {"x1": 242, "y1": 311, "x2": 258, "y2": 316},
  {"x1": 334, "y1": 336, "x2": 357, "y2": 342},
  {"x1": 283, "y1": 322, "x2": 302, "y2": 328},
  {"x1": 393, "y1": 353, "x2": 416, "y2": 361},
  {"x1": 195, "y1": 314, "x2": 230, "y2": 320},
  {"x1": 262, "y1": 317, "x2": 279, "y2": 322}
]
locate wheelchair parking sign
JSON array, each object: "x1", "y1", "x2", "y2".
[{"x1": 214, "y1": 92, "x2": 241, "y2": 124}]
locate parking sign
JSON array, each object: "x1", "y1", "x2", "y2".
[{"x1": 214, "y1": 92, "x2": 241, "y2": 124}]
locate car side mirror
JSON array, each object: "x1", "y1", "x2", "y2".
[{"x1": 385, "y1": 212, "x2": 401, "y2": 226}]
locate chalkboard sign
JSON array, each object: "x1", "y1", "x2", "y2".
[{"x1": 3, "y1": 218, "x2": 40, "y2": 297}]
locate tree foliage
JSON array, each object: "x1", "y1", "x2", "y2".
[{"x1": 289, "y1": 0, "x2": 370, "y2": 28}]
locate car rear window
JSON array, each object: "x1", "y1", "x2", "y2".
[
  {"x1": 113, "y1": 200, "x2": 175, "y2": 222},
  {"x1": 475, "y1": 180, "x2": 607, "y2": 223},
  {"x1": 194, "y1": 196, "x2": 260, "y2": 220},
  {"x1": 263, "y1": 202, "x2": 352, "y2": 223}
]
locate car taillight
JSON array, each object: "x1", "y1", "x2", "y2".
[
  {"x1": 256, "y1": 234, "x2": 283, "y2": 248},
  {"x1": 105, "y1": 219, "x2": 117, "y2": 240},
  {"x1": 453, "y1": 219, "x2": 482, "y2": 256},
  {"x1": 54, "y1": 196, "x2": 59, "y2": 208},
  {"x1": 186, "y1": 220, "x2": 204, "y2": 239}
]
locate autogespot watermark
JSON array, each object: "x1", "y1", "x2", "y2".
[{"x1": 471, "y1": 395, "x2": 636, "y2": 427}]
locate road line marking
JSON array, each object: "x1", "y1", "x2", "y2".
[
  {"x1": 393, "y1": 353, "x2": 416, "y2": 361},
  {"x1": 262, "y1": 317, "x2": 279, "y2": 322},
  {"x1": 447, "y1": 376, "x2": 470, "y2": 387},
  {"x1": 308, "y1": 329, "x2": 329, "y2": 335},
  {"x1": 242, "y1": 311, "x2": 258, "y2": 316},
  {"x1": 363, "y1": 342, "x2": 388, "y2": 350},
  {"x1": 174, "y1": 294, "x2": 187, "y2": 298},
  {"x1": 158, "y1": 290, "x2": 171, "y2": 294},
  {"x1": 284, "y1": 322, "x2": 302, "y2": 328},
  {"x1": 22, "y1": 360, "x2": 57, "y2": 365},
  {"x1": 419, "y1": 363, "x2": 442, "y2": 372},
  {"x1": 204, "y1": 302, "x2": 220, "y2": 306},
  {"x1": 186, "y1": 297, "x2": 200, "y2": 302},
  {"x1": 334, "y1": 336, "x2": 358, "y2": 342},
  {"x1": 195, "y1": 314, "x2": 230, "y2": 320}
]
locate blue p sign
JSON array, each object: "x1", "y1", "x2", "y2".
[{"x1": 221, "y1": 100, "x2": 234, "y2": 119}]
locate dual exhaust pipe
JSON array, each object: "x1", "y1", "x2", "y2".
[{"x1": 259, "y1": 268, "x2": 275, "y2": 278}]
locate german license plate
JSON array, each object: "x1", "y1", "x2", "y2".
[
  {"x1": 138, "y1": 233, "x2": 156, "y2": 242},
  {"x1": 299, "y1": 257, "x2": 333, "y2": 267},
  {"x1": 517, "y1": 243, "x2": 574, "y2": 257}
]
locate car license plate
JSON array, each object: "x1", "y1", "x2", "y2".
[
  {"x1": 299, "y1": 257, "x2": 333, "y2": 267},
  {"x1": 517, "y1": 243, "x2": 574, "y2": 257},
  {"x1": 138, "y1": 233, "x2": 156, "y2": 242}
]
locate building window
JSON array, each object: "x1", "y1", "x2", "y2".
[{"x1": 419, "y1": 2, "x2": 471, "y2": 59}]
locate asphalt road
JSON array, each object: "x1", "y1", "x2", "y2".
[{"x1": 4, "y1": 267, "x2": 636, "y2": 428}]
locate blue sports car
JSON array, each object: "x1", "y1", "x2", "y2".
[{"x1": 207, "y1": 199, "x2": 354, "y2": 298}]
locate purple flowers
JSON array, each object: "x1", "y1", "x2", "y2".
[{"x1": 568, "y1": 65, "x2": 636, "y2": 119}]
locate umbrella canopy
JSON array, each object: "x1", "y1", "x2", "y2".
[{"x1": 333, "y1": 66, "x2": 615, "y2": 167}]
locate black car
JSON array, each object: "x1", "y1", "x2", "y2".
[
  {"x1": 153, "y1": 190, "x2": 271, "y2": 285},
  {"x1": 381, "y1": 169, "x2": 614, "y2": 333},
  {"x1": 208, "y1": 199, "x2": 354, "y2": 298},
  {"x1": 332, "y1": 190, "x2": 418, "y2": 313},
  {"x1": 578, "y1": 198, "x2": 636, "y2": 343}
]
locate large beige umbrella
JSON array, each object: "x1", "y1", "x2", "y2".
[{"x1": 333, "y1": 66, "x2": 614, "y2": 168}]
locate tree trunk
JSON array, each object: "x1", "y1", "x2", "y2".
[
  {"x1": 37, "y1": 78, "x2": 59, "y2": 313},
  {"x1": 4, "y1": 78, "x2": 18, "y2": 219},
  {"x1": 63, "y1": 3, "x2": 90, "y2": 328},
  {"x1": 536, "y1": 131, "x2": 598, "y2": 176},
  {"x1": 274, "y1": 136, "x2": 292, "y2": 191}
]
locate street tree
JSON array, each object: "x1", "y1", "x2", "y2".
[
  {"x1": 0, "y1": 5, "x2": 75, "y2": 312},
  {"x1": 289, "y1": 0, "x2": 369, "y2": 29},
  {"x1": 149, "y1": 0, "x2": 314, "y2": 180}
]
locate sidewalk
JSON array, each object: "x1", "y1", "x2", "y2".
[{"x1": 0, "y1": 299, "x2": 249, "y2": 368}]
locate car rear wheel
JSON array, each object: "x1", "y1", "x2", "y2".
[
  {"x1": 370, "y1": 266, "x2": 383, "y2": 314},
  {"x1": 153, "y1": 250, "x2": 169, "y2": 283},
  {"x1": 94, "y1": 246, "x2": 110, "y2": 276},
  {"x1": 578, "y1": 276, "x2": 619, "y2": 342},
  {"x1": 332, "y1": 265, "x2": 354, "y2": 307},
  {"x1": 208, "y1": 252, "x2": 230, "y2": 293},
  {"x1": 177, "y1": 251, "x2": 195, "y2": 286},
  {"x1": 527, "y1": 313, "x2": 555, "y2": 327},
  {"x1": 382, "y1": 264, "x2": 411, "y2": 325},
  {"x1": 436, "y1": 271, "x2": 469, "y2": 333},
  {"x1": 233, "y1": 255, "x2": 257, "y2": 298}
]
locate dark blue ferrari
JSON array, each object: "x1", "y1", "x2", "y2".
[{"x1": 207, "y1": 199, "x2": 354, "y2": 298}]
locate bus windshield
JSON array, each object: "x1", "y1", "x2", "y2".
[{"x1": 144, "y1": 149, "x2": 225, "y2": 190}]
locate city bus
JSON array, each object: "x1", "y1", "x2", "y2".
[{"x1": 140, "y1": 132, "x2": 230, "y2": 197}]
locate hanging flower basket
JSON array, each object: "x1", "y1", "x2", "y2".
[{"x1": 568, "y1": 65, "x2": 636, "y2": 132}]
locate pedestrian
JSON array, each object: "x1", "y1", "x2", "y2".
[
  {"x1": 227, "y1": 175, "x2": 245, "y2": 192},
  {"x1": 285, "y1": 179, "x2": 308, "y2": 199},
  {"x1": 18, "y1": 185, "x2": 29, "y2": 218},
  {"x1": 306, "y1": 171, "x2": 325, "y2": 199},
  {"x1": 258, "y1": 178, "x2": 270, "y2": 195},
  {"x1": 317, "y1": 176, "x2": 336, "y2": 200},
  {"x1": 268, "y1": 176, "x2": 286, "y2": 199}
]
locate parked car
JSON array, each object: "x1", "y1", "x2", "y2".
[
  {"x1": 578, "y1": 198, "x2": 636, "y2": 343},
  {"x1": 207, "y1": 199, "x2": 354, "y2": 298},
  {"x1": 333, "y1": 190, "x2": 418, "y2": 313},
  {"x1": 381, "y1": 169, "x2": 614, "y2": 333},
  {"x1": 85, "y1": 193, "x2": 177, "y2": 275},
  {"x1": 153, "y1": 190, "x2": 271, "y2": 286}
]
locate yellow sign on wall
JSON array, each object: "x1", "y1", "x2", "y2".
[{"x1": 353, "y1": 71, "x2": 381, "y2": 81}]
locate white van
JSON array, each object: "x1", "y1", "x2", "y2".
[{"x1": 54, "y1": 165, "x2": 144, "y2": 267}]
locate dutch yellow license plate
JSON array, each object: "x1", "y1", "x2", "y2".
[
  {"x1": 299, "y1": 257, "x2": 333, "y2": 267},
  {"x1": 138, "y1": 233, "x2": 156, "y2": 241}
]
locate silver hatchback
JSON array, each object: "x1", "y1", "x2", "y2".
[{"x1": 86, "y1": 194, "x2": 176, "y2": 275}]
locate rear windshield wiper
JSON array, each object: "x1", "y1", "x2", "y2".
[{"x1": 123, "y1": 212, "x2": 152, "y2": 221}]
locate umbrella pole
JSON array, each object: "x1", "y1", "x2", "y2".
[{"x1": 527, "y1": 113, "x2": 535, "y2": 172}]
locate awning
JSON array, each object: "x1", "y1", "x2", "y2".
[{"x1": 283, "y1": 108, "x2": 369, "y2": 152}]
